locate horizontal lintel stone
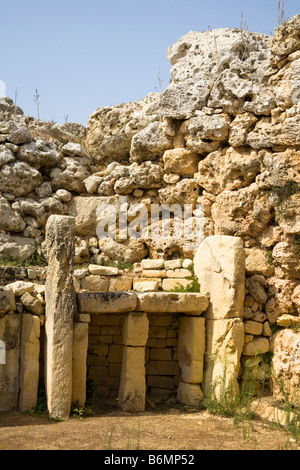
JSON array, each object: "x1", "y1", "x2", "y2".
[
  {"x1": 137, "y1": 292, "x2": 209, "y2": 314},
  {"x1": 77, "y1": 292, "x2": 137, "y2": 314}
]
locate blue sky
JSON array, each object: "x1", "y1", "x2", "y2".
[{"x1": 1, "y1": 0, "x2": 299, "y2": 125}]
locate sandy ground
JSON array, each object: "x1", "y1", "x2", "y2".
[{"x1": 0, "y1": 404, "x2": 297, "y2": 451}]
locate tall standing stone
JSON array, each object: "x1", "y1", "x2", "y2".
[
  {"x1": 44, "y1": 215, "x2": 76, "y2": 420},
  {"x1": 0, "y1": 314, "x2": 21, "y2": 411},
  {"x1": 19, "y1": 314, "x2": 41, "y2": 412},
  {"x1": 194, "y1": 235, "x2": 245, "y2": 399}
]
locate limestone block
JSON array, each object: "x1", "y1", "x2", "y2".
[
  {"x1": 80, "y1": 275, "x2": 109, "y2": 292},
  {"x1": 141, "y1": 259, "x2": 165, "y2": 270},
  {"x1": 242, "y1": 337, "x2": 270, "y2": 356},
  {"x1": 245, "y1": 248, "x2": 275, "y2": 277},
  {"x1": 142, "y1": 270, "x2": 166, "y2": 278},
  {"x1": 72, "y1": 322, "x2": 89, "y2": 407},
  {"x1": 271, "y1": 329, "x2": 300, "y2": 405},
  {"x1": 164, "y1": 259, "x2": 182, "y2": 270},
  {"x1": 134, "y1": 281, "x2": 160, "y2": 292},
  {"x1": 244, "y1": 321, "x2": 263, "y2": 336},
  {"x1": 146, "y1": 360, "x2": 180, "y2": 376},
  {"x1": 19, "y1": 314, "x2": 40, "y2": 412},
  {"x1": 118, "y1": 346, "x2": 146, "y2": 412},
  {"x1": 44, "y1": 215, "x2": 76, "y2": 420},
  {"x1": 166, "y1": 269, "x2": 191, "y2": 278},
  {"x1": 88, "y1": 264, "x2": 119, "y2": 276},
  {"x1": 194, "y1": 236, "x2": 245, "y2": 320},
  {"x1": 123, "y1": 312, "x2": 149, "y2": 347},
  {"x1": 109, "y1": 276, "x2": 133, "y2": 292},
  {"x1": 162, "y1": 278, "x2": 193, "y2": 292},
  {"x1": 137, "y1": 292, "x2": 209, "y2": 315},
  {"x1": 163, "y1": 149, "x2": 200, "y2": 177},
  {"x1": 277, "y1": 314, "x2": 300, "y2": 328},
  {"x1": 0, "y1": 288, "x2": 16, "y2": 315},
  {"x1": 178, "y1": 317, "x2": 205, "y2": 383},
  {"x1": 204, "y1": 318, "x2": 244, "y2": 399},
  {"x1": 77, "y1": 292, "x2": 137, "y2": 314},
  {"x1": 0, "y1": 314, "x2": 21, "y2": 411},
  {"x1": 177, "y1": 382, "x2": 203, "y2": 406},
  {"x1": 20, "y1": 292, "x2": 44, "y2": 315}
]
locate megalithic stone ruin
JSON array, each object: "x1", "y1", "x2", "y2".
[{"x1": 44, "y1": 215, "x2": 76, "y2": 420}]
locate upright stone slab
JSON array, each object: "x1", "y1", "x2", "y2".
[
  {"x1": 0, "y1": 314, "x2": 21, "y2": 411},
  {"x1": 72, "y1": 322, "x2": 89, "y2": 407},
  {"x1": 194, "y1": 236, "x2": 245, "y2": 320},
  {"x1": 118, "y1": 346, "x2": 146, "y2": 412},
  {"x1": 44, "y1": 215, "x2": 76, "y2": 420},
  {"x1": 204, "y1": 318, "x2": 245, "y2": 399},
  {"x1": 194, "y1": 236, "x2": 245, "y2": 399},
  {"x1": 19, "y1": 314, "x2": 40, "y2": 412},
  {"x1": 118, "y1": 313, "x2": 149, "y2": 412},
  {"x1": 178, "y1": 317, "x2": 205, "y2": 384}
]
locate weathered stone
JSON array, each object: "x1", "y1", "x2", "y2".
[
  {"x1": 122, "y1": 312, "x2": 149, "y2": 347},
  {"x1": 161, "y1": 28, "x2": 274, "y2": 119},
  {"x1": 185, "y1": 112, "x2": 230, "y2": 154},
  {"x1": 77, "y1": 292, "x2": 137, "y2": 314},
  {"x1": 0, "y1": 314, "x2": 21, "y2": 411},
  {"x1": 272, "y1": 242, "x2": 300, "y2": 278},
  {"x1": 118, "y1": 346, "x2": 146, "y2": 412},
  {"x1": 88, "y1": 264, "x2": 119, "y2": 276},
  {"x1": 158, "y1": 179, "x2": 199, "y2": 207},
  {"x1": 242, "y1": 337, "x2": 269, "y2": 356},
  {"x1": 271, "y1": 329, "x2": 300, "y2": 405},
  {"x1": 178, "y1": 316, "x2": 205, "y2": 384},
  {"x1": 0, "y1": 162, "x2": 43, "y2": 197},
  {"x1": 244, "y1": 321, "x2": 263, "y2": 336},
  {"x1": 72, "y1": 322, "x2": 89, "y2": 406},
  {"x1": 50, "y1": 156, "x2": 91, "y2": 193},
  {"x1": 5, "y1": 281, "x2": 34, "y2": 297},
  {"x1": 177, "y1": 382, "x2": 203, "y2": 406},
  {"x1": 163, "y1": 148, "x2": 200, "y2": 177},
  {"x1": 18, "y1": 140, "x2": 60, "y2": 169},
  {"x1": 109, "y1": 277, "x2": 133, "y2": 292},
  {"x1": 19, "y1": 314, "x2": 40, "y2": 412},
  {"x1": 141, "y1": 259, "x2": 165, "y2": 270},
  {"x1": 195, "y1": 147, "x2": 261, "y2": 195},
  {"x1": 166, "y1": 269, "x2": 191, "y2": 278},
  {"x1": 99, "y1": 238, "x2": 148, "y2": 264},
  {"x1": 137, "y1": 292, "x2": 209, "y2": 315},
  {"x1": 245, "y1": 248, "x2": 275, "y2": 277},
  {"x1": 194, "y1": 236, "x2": 245, "y2": 320},
  {"x1": 212, "y1": 184, "x2": 272, "y2": 237},
  {"x1": 0, "y1": 288, "x2": 16, "y2": 315},
  {"x1": 86, "y1": 93, "x2": 161, "y2": 162},
  {"x1": 20, "y1": 292, "x2": 44, "y2": 315},
  {"x1": 164, "y1": 259, "x2": 183, "y2": 270},
  {"x1": 68, "y1": 195, "x2": 119, "y2": 236},
  {"x1": 8, "y1": 128, "x2": 34, "y2": 145},
  {"x1": 0, "y1": 147, "x2": 15, "y2": 167},
  {"x1": 134, "y1": 281, "x2": 160, "y2": 292},
  {"x1": 80, "y1": 275, "x2": 109, "y2": 293},
  {"x1": 204, "y1": 318, "x2": 244, "y2": 399},
  {"x1": 44, "y1": 215, "x2": 76, "y2": 420},
  {"x1": 162, "y1": 278, "x2": 193, "y2": 291},
  {"x1": 277, "y1": 314, "x2": 300, "y2": 328},
  {"x1": 130, "y1": 121, "x2": 173, "y2": 163},
  {"x1": 61, "y1": 142, "x2": 87, "y2": 157}
]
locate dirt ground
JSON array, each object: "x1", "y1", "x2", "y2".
[{"x1": 0, "y1": 404, "x2": 298, "y2": 451}]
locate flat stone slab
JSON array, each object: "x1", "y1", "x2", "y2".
[
  {"x1": 136, "y1": 292, "x2": 209, "y2": 314},
  {"x1": 77, "y1": 292, "x2": 137, "y2": 314}
]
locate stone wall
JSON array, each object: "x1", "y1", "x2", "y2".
[{"x1": 1, "y1": 15, "x2": 300, "y2": 415}]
